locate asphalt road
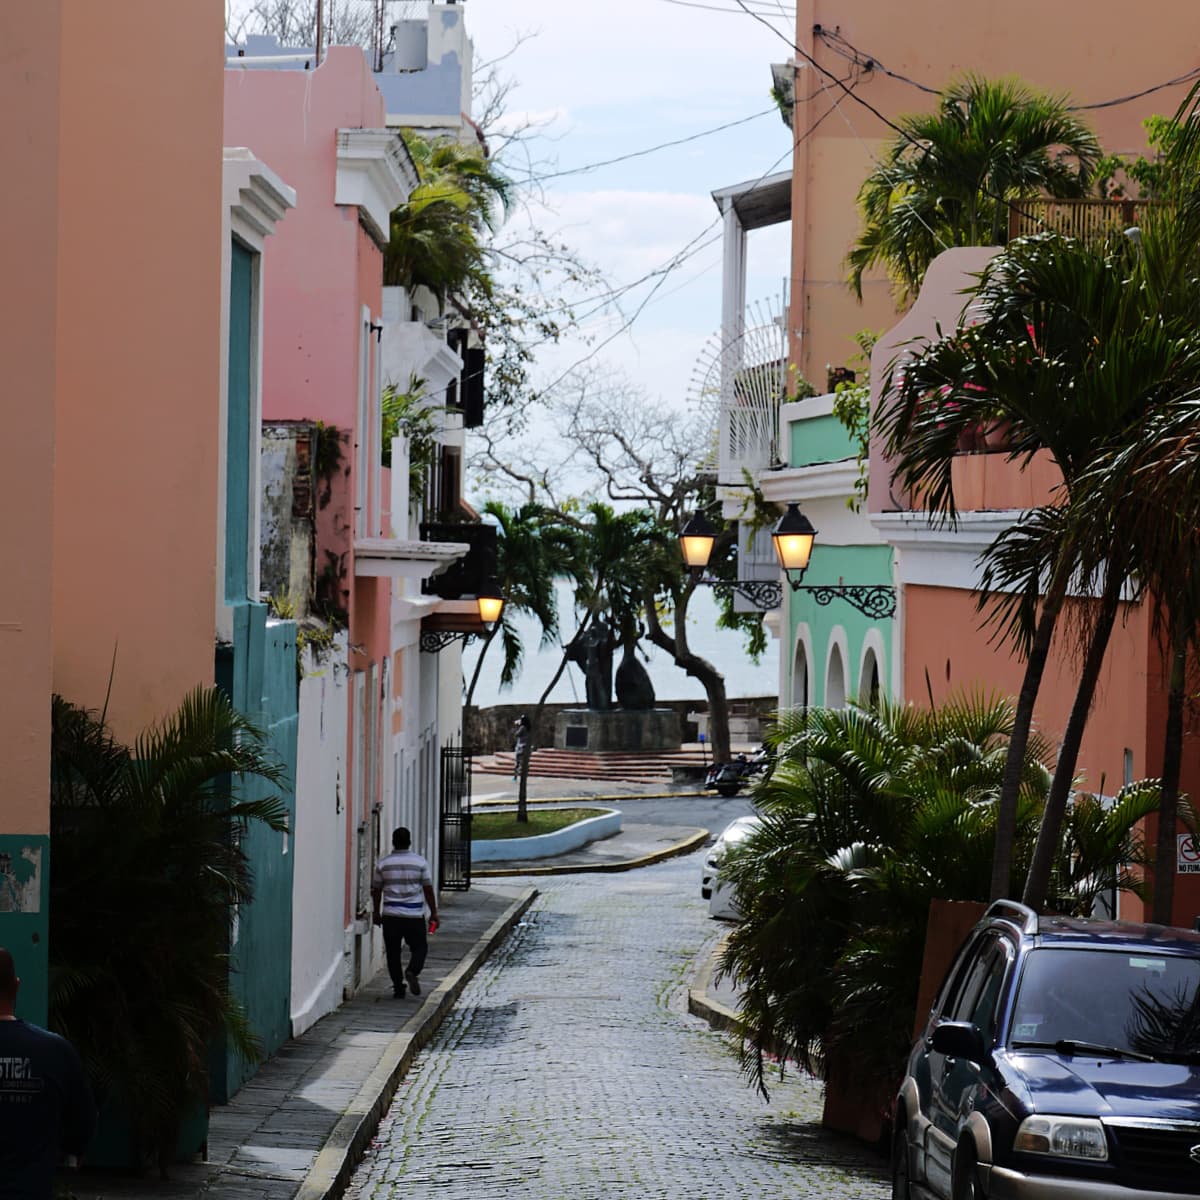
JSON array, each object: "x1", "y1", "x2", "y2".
[{"x1": 345, "y1": 852, "x2": 889, "y2": 1200}]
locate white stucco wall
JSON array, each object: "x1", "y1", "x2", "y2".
[{"x1": 290, "y1": 631, "x2": 350, "y2": 1036}]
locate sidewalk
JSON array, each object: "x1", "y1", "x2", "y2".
[{"x1": 60, "y1": 804, "x2": 721, "y2": 1200}]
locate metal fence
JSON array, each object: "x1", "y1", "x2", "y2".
[{"x1": 439, "y1": 740, "x2": 473, "y2": 891}]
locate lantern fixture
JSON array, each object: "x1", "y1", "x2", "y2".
[{"x1": 476, "y1": 577, "x2": 506, "y2": 626}]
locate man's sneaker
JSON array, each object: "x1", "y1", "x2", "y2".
[
  {"x1": 392, "y1": 986, "x2": 406, "y2": 999},
  {"x1": 405, "y1": 969, "x2": 421, "y2": 996}
]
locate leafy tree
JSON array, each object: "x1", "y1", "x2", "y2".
[
  {"x1": 384, "y1": 132, "x2": 512, "y2": 313},
  {"x1": 848, "y1": 74, "x2": 1101, "y2": 302},
  {"x1": 720, "y1": 694, "x2": 1158, "y2": 1101},
  {"x1": 48, "y1": 687, "x2": 288, "y2": 1172},
  {"x1": 471, "y1": 370, "x2": 767, "y2": 762}
]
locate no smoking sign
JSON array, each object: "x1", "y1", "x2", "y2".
[{"x1": 1178, "y1": 834, "x2": 1200, "y2": 874}]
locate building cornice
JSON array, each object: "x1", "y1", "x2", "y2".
[
  {"x1": 758, "y1": 460, "x2": 859, "y2": 505},
  {"x1": 354, "y1": 536, "x2": 467, "y2": 580},
  {"x1": 335, "y1": 129, "x2": 418, "y2": 249},
  {"x1": 223, "y1": 148, "x2": 296, "y2": 247},
  {"x1": 869, "y1": 508, "x2": 1123, "y2": 599}
]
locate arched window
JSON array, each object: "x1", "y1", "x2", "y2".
[
  {"x1": 792, "y1": 638, "x2": 809, "y2": 709},
  {"x1": 860, "y1": 648, "x2": 881, "y2": 708},
  {"x1": 826, "y1": 643, "x2": 847, "y2": 709}
]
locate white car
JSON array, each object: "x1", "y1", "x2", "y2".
[{"x1": 700, "y1": 815, "x2": 762, "y2": 919}]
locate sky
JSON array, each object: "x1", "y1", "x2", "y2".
[{"x1": 463, "y1": 0, "x2": 797, "y2": 413}]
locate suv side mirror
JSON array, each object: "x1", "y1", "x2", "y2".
[{"x1": 931, "y1": 1020, "x2": 988, "y2": 1063}]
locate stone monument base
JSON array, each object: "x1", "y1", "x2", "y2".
[{"x1": 554, "y1": 708, "x2": 682, "y2": 753}]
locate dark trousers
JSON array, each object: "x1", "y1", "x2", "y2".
[{"x1": 382, "y1": 916, "x2": 428, "y2": 991}]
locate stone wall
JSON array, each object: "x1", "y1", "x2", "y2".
[{"x1": 465, "y1": 696, "x2": 778, "y2": 754}]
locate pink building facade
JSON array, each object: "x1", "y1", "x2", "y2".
[{"x1": 224, "y1": 48, "x2": 419, "y2": 993}]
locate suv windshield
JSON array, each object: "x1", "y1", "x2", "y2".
[{"x1": 1010, "y1": 947, "x2": 1200, "y2": 1063}]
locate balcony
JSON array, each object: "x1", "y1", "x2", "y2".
[{"x1": 1008, "y1": 197, "x2": 1152, "y2": 244}]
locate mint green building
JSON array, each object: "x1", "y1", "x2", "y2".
[{"x1": 758, "y1": 394, "x2": 897, "y2": 713}]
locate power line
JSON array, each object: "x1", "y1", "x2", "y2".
[
  {"x1": 813, "y1": 25, "x2": 1200, "y2": 112},
  {"x1": 513, "y1": 107, "x2": 777, "y2": 186},
  {"x1": 655, "y1": 0, "x2": 795, "y2": 15}
]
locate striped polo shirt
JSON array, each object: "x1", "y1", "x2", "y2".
[{"x1": 372, "y1": 850, "x2": 432, "y2": 917}]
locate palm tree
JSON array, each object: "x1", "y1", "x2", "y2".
[
  {"x1": 878, "y1": 227, "x2": 1200, "y2": 904},
  {"x1": 384, "y1": 132, "x2": 511, "y2": 312},
  {"x1": 513, "y1": 504, "x2": 659, "y2": 819},
  {"x1": 464, "y1": 500, "x2": 577, "y2": 711},
  {"x1": 848, "y1": 74, "x2": 1101, "y2": 302},
  {"x1": 719, "y1": 694, "x2": 1157, "y2": 1100},
  {"x1": 48, "y1": 687, "x2": 288, "y2": 1172}
]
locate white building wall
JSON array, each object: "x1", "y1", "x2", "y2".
[{"x1": 289, "y1": 632, "x2": 350, "y2": 1036}]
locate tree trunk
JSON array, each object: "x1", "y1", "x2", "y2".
[
  {"x1": 1152, "y1": 621, "x2": 1188, "y2": 926},
  {"x1": 517, "y1": 617, "x2": 598, "y2": 822},
  {"x1": 642, "y1": 586, "x2": 732, "y2": 761},
  {"x1": 991, "y1": 570, "x2": 1068, "y2": 901},
  {"x1": 463, "y1": 622, "x2": 499, "y2": 712},
  {"x1": 1022, "y1": 572, "x2": 1122, "y2": 911}
]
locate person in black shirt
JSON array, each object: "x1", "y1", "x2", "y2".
[{"x1": 0, "y1": 946, "x2": 95, "y2": 1199}]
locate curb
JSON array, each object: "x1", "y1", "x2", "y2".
[
  {"x1": 687, "y1": 935, "x2": 742, "y2": 1035},
  {"x1": 471, "y1": 827, "x2": 709, "y2": 877},
  {"x1": 294, "y1": 886, "x2": 538, "y2": 1200}
]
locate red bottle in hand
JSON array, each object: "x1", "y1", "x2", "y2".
[{"x1": 428, "y1": 918, "x2": 439, "y2": 934}]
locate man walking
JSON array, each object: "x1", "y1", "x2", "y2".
[
  {"x1": 371, "y1": 828, "x2": 439, "y2": 999},
  {"x1": 0, "y1": 946, "x2": 95, "y2": 1199}
]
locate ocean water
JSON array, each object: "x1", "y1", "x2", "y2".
[{"x1": 462, "y1": 584, "x2": 779, "y2": 708}]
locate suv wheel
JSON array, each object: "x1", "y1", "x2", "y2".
[
  {"x1": 890, "y1": 1122, "x2": 911, "y2": 1200},
  {"x1": 953, "y1": 1145, "x2": 981, "y2": 1200}
]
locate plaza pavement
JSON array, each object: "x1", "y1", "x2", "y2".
[{"x1": 60, "y1": 775, "x2": 732, "y2": 1200}]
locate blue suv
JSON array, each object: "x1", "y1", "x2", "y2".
[{"x1": 893, "y1": 900, "x2": 1200, "y2": 1199}]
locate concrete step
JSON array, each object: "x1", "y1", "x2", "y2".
[{"x1": 472, "y1": 747, "x2": 722, "y2": 784}]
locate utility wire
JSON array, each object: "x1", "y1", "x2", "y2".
[
  {"x1": 512, "y1": 107, "x2": 777, "y2": 185},
  {"x1": 814, "y1": 25, "x2": 1200, "y2": 112}
]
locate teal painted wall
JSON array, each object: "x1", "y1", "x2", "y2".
[
  {"x1": 0, "y1": 834, "x2": 50, "y2": 1023},
  {"x1": 226, "y1": 239, "x2": 253, "y2": 604},
  {"x1": 211, "y1": 240, "x2": 300, "y2": 1102},
  {"x1": 789, "y1": 413, "x2": 854, "y2": 467},
  {"x1": 784, "y1": 543, "x2": 895, "y2": 709},
  {"x1": 213, "y1": 607, "x2": 298, "y2": 1101}
]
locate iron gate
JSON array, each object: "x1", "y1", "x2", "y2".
[{"x1": 439, "y1": 740, "x2": 472, "y2": 890}]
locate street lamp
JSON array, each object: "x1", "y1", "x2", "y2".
[
  {"x1": 420, "y1": 579, "x2": 507, "y2": 653},
  {"x1": 770, "y1": 503, "x2": 817, "y2": 584},
  {"x1": 677, "y1": 509, "x2": 781, "y2": 610},
  {"x1": 476, "y1": 577, "x2": 506, "y2": 626},
  {"x1": 769, "y1": 502, "x2": 896, "y2": 619}
]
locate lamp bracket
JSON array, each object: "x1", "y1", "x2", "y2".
[
  {"x1": 420, "y1": 631, "x2": 478, "y2": 654},
  {"x1": 697, "y1": 577, "x2": 782, "y2": 611},
  {"x1": 792, "y1": 583, "x2": 896, "y2": 619}
]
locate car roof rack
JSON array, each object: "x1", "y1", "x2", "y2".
[{"x1": 984, "y1": 899, "x2": 1039, "y2": 934}]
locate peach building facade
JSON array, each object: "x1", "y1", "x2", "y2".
[
  {"x1": 782, "y1": 3, "x2": 1200, "y2": 925},
  {"x1": 0, "y1": 0, "x2": 225, "y2": 1020},
  {"x1": 786, "y1": 0, "x2": 1200, "y2": 386}
]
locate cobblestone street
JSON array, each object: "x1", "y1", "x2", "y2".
[{"x1": 346, "y1": 852, "x2": 889, "y2": 1199}]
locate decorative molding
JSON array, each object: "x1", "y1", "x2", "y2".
[
  {"x1": 870, "y1": 509, "x2": 1018, "y2": 593},
  {"x1": 223, "y1": 148, "x2": 295, "y2": 248},
  {"x1": 335, "y1": 129, "x2": 418, "y2": 248}
]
